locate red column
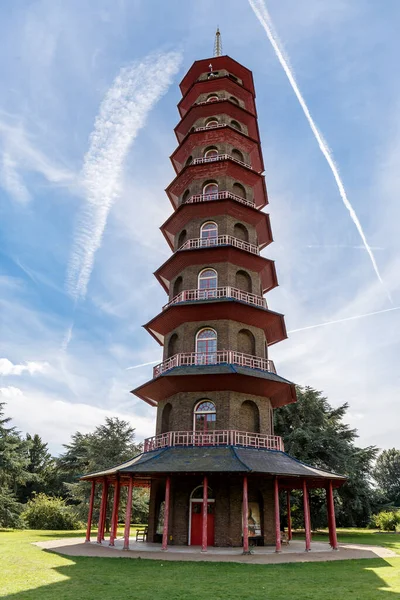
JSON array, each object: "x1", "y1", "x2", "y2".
[
  {"x1": 303, "y1": 479, "x2": 311, "y2": 551},
  {"x1": 123, "y1": 476, "x2": 134, "y2": 550},
  {"x1": 274, "y1": 477, "x2": 281, "y2": 553},
  {"x1": 97, "y1": 478, "x2": 108, "y2": 544},
  {"x1": 286, "y1": 490, "x2": 292, "y2": 541},
  {"x1": 242, "y1": 475, "x2": 249, "y2": 554},
  {"x1": 85, "y1": 480, "x2": 96, "y2": 542},
  {"x1": 162, "y1": 476, "x2": 171, "y2": 551},
  {"x1": 109, "y1": 477, "x2": 121, "y2": 547},
  {"x1": 327, "y1": 480, "x2": 338, "y2": 550},
  {"x1": 201, "y1": 475, "x2": 208, "y2": 552}
]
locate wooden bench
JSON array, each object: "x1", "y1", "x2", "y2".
[
  {"x1": 281, "y1": 531, "x2": 289, "y2": 545},
  {"x1": 135, "y1": 526, "x2": 148, "y2": 542}
]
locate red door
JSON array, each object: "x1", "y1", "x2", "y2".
[{"x1": 190, "y1": 502, "x2": 215, "y2": 546}]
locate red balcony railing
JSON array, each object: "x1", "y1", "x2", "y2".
[
  {"x1": 153, "y1": 351, "x2": 276, "y2": 378},
  {"x1": 163, "y1": 286, "x2": 267, "y2": 310},
  {"x1": 178, "y1": 234, "x2": 259, "y2": 255},
  {"x1": 192, "y1": 153, "x2": 252, "y2": 170},
  {"x1": 183, "y1": 190, "x2": 255, "y2": 208},
  {"x1": 193, "y1": 123, "x2": 227, "y2": 133},
  {"x1": 143, "y1": 430, "x2": 284, "y2": 453}
]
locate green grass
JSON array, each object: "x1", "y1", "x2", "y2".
[{"x1": 1, "y1": 529, "x2": 400, "y2": 600}]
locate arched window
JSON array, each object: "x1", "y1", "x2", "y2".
[
  {"x1": 229, "y1": 96, "x2": 240, "y2": 105},
  {"x1": 182, "y1": 189, "x2": 190, "y2": 204},
  {"x1": 172, "y1": 276, "x2": 183, "y2": 298},
  {"x1": 198, "y1": 268, "x2": 217, "y2": 298},
  {"x1": 231, "y1": 149, "x2": 244, "y2": 163},
  {"x1": 206, "y1": 95, "x2": 219, "y2": 102},
  {"x1": 161, "y1": 403, "x2": 172, "y2": 433},
  {"x1": 200, "y1": 222, "x2": 218, "y2": 245},
  {"x1": 203, "y1": 182, "x2": 219, "y2": 199},
  {"x1": 204, "y1": 147, "x2": 219, "y2": 160},
  {"x1": 195, "y1": 328, "x2": 217, "y2": 363},
  {"x1": 177, "y1": 230, "x2": 187, "y2": 249},
  {"x1": 194, "y1": 400, "x2": 216, "y2": 432},
  {"x1": 235, "y1": 270, "x2": 252, "y2": 293},
  {"x1": 233, "y1": 183, "x2": 246, "y2": 198},
  {"x1": 233, "y1": 223, "x2": 249, "y2": 242},
  {"x1": 239, "y1": 400, "x2": 260, "y2": 433},
  {"x1": 230, "y1": 120, "x2": 241, "y2": 131},
  {"x1": 191, "y1": 484, "x2": 214, "y2": 499},
  {"x1": 238, "y1": 329, "x2": 256, "y2": 355},
  {"x1": 205, "y1": 118, "x2": 219, "y2": 128},
  {"x1": 185, "y1": 155, "x2": 193, "y2": 166},
  {"x1": 168, "y1": 333, "x2": 179, "y2": 357}
]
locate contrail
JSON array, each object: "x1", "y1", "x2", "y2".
[
  {"x1": 126, "y1": 360, "x2": 159, "y2": 370},
  {"x1": 66, "y1": 51, "x2": 182, "y2": 300},
  {"x1": 288, "y1": 306, "x2": 400, "y2": 333},
  {"x1": 248, "y1": 0, "x2": 391, "y2": 303}
]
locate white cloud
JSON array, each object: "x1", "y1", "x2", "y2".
[
  {"x1": 66, "y1": 50, "x2": 182, "y2": 301},
  {"x1": 0, "y1": 386, "x2": 23, "y2": 398},
  {"x1": 0, "y1": 358, "x2": 49, "y2": 376},
  {"x1": 1, "y1": 152, "x2": 31, "y2": 203}
]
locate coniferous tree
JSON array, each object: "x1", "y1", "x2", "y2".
[{"x1": 373, "y1": 448, "x2": 400, "y2": 507}]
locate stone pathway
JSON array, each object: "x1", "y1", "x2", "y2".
[{"x1": 34, "y1": 537, "x2": 397, "y2": 565}]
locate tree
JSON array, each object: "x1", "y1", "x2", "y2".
[
  {"x1": 275, "y1": 386, "x2": 379, "y2": 527},
  {"x1": 58, "y1": 417, "x2": 145, "y2": 529},
  {"x1": 373, "y1": 448, "x2": 400, "y2": 506},
  {"x1": 0, "y1": 402, "x2": 31, "y2": 526},
  {"x1": 17, "y1": 434, "x2": 57, "y2": 503}
]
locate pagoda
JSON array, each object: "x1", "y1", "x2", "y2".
[{"x1": 82, "y1": 31, "x2": 345, "y2": 553}]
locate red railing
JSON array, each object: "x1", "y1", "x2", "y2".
[
  {"x1": 192, "y1": 153, "x2": 251, "y2": 170},
  {"x1": 163, "y1": 286, "x2": 267, "y2": 310},
  {"x1": 183, "y1": 190, "x2": 255, "y2": 208},
  {"x1": 179, "y1": 234, "x2": 259, "y2": 255},
  {"x1": 194, "y1": 123, "x2": 227, "y2": 133},
  {"x1": 153, "y1": 351, "x2": 276, "y2": 378},
  {"x1": 144, "y1": 430, "x2": 284, "y2": 453}
]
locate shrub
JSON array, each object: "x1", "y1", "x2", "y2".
[
  {"x1": 21, "y1": 494, "x2": 83, "y2": 530},
  {"x1": 372, "y1": 510, "x2": 400, "y2": 532}
]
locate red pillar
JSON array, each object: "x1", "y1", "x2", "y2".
[
  {"x1": 162, "y1": 476, "x2": 171, "y2": 551},
  {"x1": 274, "y1": 477, "x2": 281, "y2": 553},
  {"x1": 286, "y1": 490, "x2": 292, "y2": 541},
  {"x1": 123, "y1": 476, "x2": 134, "y2": 550},
  {"x1": 109, "y1": 477, "x2": 121, "y2": 547},
  {"x1": 303, "y1": 479, "x2": 311, "y2": 551},
  {"x1": 242, "y1": 475, "x2": 249, "y2": 554},
  {"x1": 201, "y1": 475, "x2": 208, "y2": 552},
  {"x1": 327, "y1": 480, "x2": 338, "y2": 550},
  {"x1": 85, "y1": 480, "x2": 95, "y2": 542},
  {"x1": 97, "y1": 478, "x2": 108, "y2": 544}
]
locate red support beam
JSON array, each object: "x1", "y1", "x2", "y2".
[
  {"x1": 274, "y1": 476, "x2": 281, "y2": 553},
  {"x1": 162, "y1": 476, "x2": 171, "y2": 551},
  {"x1": 123, "y1": 475, "x2": 134, "y2": 550},
  {"x1": 85, "y1": 480, "x2": 95, "y2": 542},
  {"x1": 327, "y1": 480, "x2": 338, "y2": 550},
  {"x1": 97, "y1": 478, "x2": 108, "y2": 544},
  {"x1": 303, "y1": 479, "x2": 311, "y2": 552},
  {"x1": 242, "y1": 475, "x2": 249, "y2": 554},
  {"x1": 286, "y1": 490, "x2": 292, "y2": 541},
  {"x1": 109, "y1": 477, "x2": 121, "y2": 547},
  {"x1": 201, "y1": 475, "x2": 208, "y2": 552}
]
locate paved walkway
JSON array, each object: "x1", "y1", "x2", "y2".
[{"x1": 34, "y1": 537, "x2": 397, "y2": 564}]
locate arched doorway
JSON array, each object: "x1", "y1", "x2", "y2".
[{"x1": 189, "y1": 485, "x2": 215, "y2": 546}]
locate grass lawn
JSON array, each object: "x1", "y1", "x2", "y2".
[{"x1": 1, "y1": 528, "x2": 400, "y2": 600}]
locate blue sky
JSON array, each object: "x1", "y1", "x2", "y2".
[{"x1": 1, "y1": 0, "x2": 399, "y2": 455}]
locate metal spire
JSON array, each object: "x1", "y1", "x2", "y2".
[{"x1": 213, "y1": 27, "x2": 222, "y2": 57}]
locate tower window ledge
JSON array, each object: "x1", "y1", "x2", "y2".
[
  {"x1": 192, "y1": 153, "x2": 252, "y2": 170},
  {"x1": 143, "y1": 430, "x2": 284, "y2": 453},
  {"x1": 178, "y1": 234, "x2": 259, "y2": 255},
  {"x1": 153, "y1": 351, "x2": 276, "y2": 378},
  {"x1": 163, "y1": 286, "x2": 267, "y2": 311},
  {"x1": 183, "y1": 190, "x2": 255, "y2": 209}
]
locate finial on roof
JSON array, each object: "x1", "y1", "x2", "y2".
[{"x1": 213, "y1": 27, "x2": 222, "y2": 57}]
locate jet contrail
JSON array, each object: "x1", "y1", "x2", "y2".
[
  {"x1": 248, "y1": 0, "x2": 392, "y2": 303},
  {"x1": 288, "y1": 306, "x2": 400, "y2": 333},
  {"x1": 126, "y1": 360, "x2": 160, "y2": 370},
  {"x1": 66, "y1": 50, "x2": 182, "y2": 301}
]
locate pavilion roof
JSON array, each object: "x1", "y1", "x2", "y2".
[{"x1": 81, "y1": 446, "x2": 346, "y2": 486}]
